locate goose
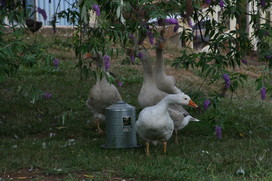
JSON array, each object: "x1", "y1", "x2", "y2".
[
  {"x1": 136, "y1": 93, "x2": 198, "y2": 155},
  {"x1": 85, "y1": 54, "x2": 122, "y2": 134},
  {"x1": 154, "y1": 38, "x2": 183, "y2": 94},
  {"x1": 169, "y1": 109, "x2": 200, "y2": 144},
  {"x1": 137, "y1": 49, "x2": 200, "y2": 144},
  {"x1": 137, "y1": 49, "x2": 166, "y2": 108}
]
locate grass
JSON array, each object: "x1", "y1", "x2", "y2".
[{"x1": 0, "y1": 34, "x2": 272, "y2": 181}]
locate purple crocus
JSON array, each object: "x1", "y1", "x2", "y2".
[
  {"x1": 261, "y1": 87, "x2": 266, "y2": 100},
  {"x1": 117, "y1": 80, "x2": 123, "y2": 87},
  {"x1": 53, "y1": 58, "x2": 60, "y2": 68},
  {"x1": 93, "y1": 4, "x2": 100, "y2": 16},
  {"x1": 43, "y1": 92, "x2": 52, "y2": 99},
  {"x1": 206, "y1": 0, "x2": 211, "y2": 5},
  {"x1": 164, "y1": 18, "x2": 179, "y2": 25},
  {"x1": 223, "y1": 73, "x2": 231, "y2": 88},
  {"x1": 137, "y1": 52, "x2": 143, "y2": 59},
  {"x1": 103, "y1": 55, "x2": 110, "y2": 71},
  {"x1": 260, "y1": 0, "x2": 266, "y2": 8},
  {"x1": 37, "y1": 7, "x2": 47, "y2": 21},
  {"x1": 241, "y1": 59, "x2": 248, "y2": 65},
  {"x1": 204, "y1": 99, "x2": 211, "y2": 109},
  {"x1": 147, "y1": 30, "x2": 154, "y2": 45},
  {"x1": 215, "y1": 126, "x2": 222, "y2": 139},
  {"x1": 130, "y1": 55, "x2": 135, "y2": 63},
  {"x1": 219, "y1": 0, "x2": 225, "y2": 8}
]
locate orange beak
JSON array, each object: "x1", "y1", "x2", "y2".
[
  {"x1": 83, "y1": 52, "x2": 92, "y2": 59},
  {"x1": 189, "y1": 100, "x2": 198, "y2": 108}
]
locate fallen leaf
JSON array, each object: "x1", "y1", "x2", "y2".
[
  {"x1": 84, "y1": 174, "x2": 95, "y2": 178},
  {"x1": 56, "y1": 126, "x2": 66, "y2": 129},
  {"x1": 17, "y1": 177, "x2": 28, "y2": 179}
]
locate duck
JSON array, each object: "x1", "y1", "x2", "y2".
[
  {"x1": 154, "y1": 37, "x2": 183, "y2": 94},
  {"x1": 85, "y1": 53, "x2": 122, "y2": 134},
  {"x1": 137, "y1": 49, "x2": 199, "y2": 144},
  {"x1": 136, "y1": 93, "x2": 198, "y2": 155}
]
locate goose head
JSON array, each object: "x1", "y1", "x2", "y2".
[{"x1": 167, "y1": 94, "x2": 198, "y2": 108}]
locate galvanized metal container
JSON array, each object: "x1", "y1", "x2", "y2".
[{"x1": 103, "y1": 101, "x2": 138, "y2": 148}]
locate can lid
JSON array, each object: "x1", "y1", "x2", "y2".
[{"x1": 106, "y1": 101, "x2": 135, "y2": 110}]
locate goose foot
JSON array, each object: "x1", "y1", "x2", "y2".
[
  {"x1": 163, "y1": 141, "x2": 167, "y2": 154},
  {"x1": 96, "y1": 119, "x2": 103, "y2": 134},
  {"x1": 145, "y1": 142, "x2": 150, "y2": 156},
  {"x1": 175, "y1": 130, "x2": 179, "y2": 144}
]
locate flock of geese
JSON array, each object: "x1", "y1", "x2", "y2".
[{"x1": 86, "y1": 39, "x2": 200, "y2": 156}]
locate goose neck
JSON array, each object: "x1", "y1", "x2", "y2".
[
  {"x1": 162, "y1": 94, "x2": 179, "y2": 105},
  {"x1": 141, "y1": 52, "x2": 154, "y2": 79},
  {"x1": 155, "y1": 48, "x2": 165, "y2": 72}
]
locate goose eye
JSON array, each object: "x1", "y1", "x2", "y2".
[{"x1": 184, "y1": 98, "x2": 188, "y2": 100}]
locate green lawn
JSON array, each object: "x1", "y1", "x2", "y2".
[{"x1": 0, "y1": 35, "x2": 272, "y2": 181}]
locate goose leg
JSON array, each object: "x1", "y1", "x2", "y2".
[
  {"x1": 175, "y1": 130, "x2": 179, "y2": 144},
  {"x1": 163, "y1": 142, "x2": 167, "y2": 153},
  {"x1": 145, "y1": 142, "x2": 150, "y2": 156},
  {"x1": 96, "y1": 119, "x2": 103, "y2": 134}
]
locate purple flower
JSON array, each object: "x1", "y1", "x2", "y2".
[
  {"x1": 219, "y1": 0, "x2": 225, "y2": 8},
  {"x1": 53, "y1": 58, "x2": 60, "y2": 68},
  {"x1": 265, "y1": 55, "x2": 272, "y2": 60},
  {"x1": 0, "y1": 0, "x2": 6, "y2": 7},
  {"x1": 37, "y1": 7, "x2": 47, "y2": 21},
  {"x1": 117, "y1": 80, "x2": 123, "y2": 87},
  {"x1": 223, "y1": 73, "x2": 231, "y2": 88},
  {"x1": 128, "y1": 34, "x2": 135, "y2": 41},
  {"x1": 203, "y1": 99, "x2": 211, "y2": 109},
  {"x1": 43, "y1": 92, "x2": 52, "y2": 99},
  {"x1": 241, "y1": 59, "x2": 248, "y2": 65},
  {"x1": 206, "y1": 0, "x2": 211, "y2": 5},
  {"x1": 261, "y1": 87, "x2": 266, "y2": 100},
  {"x1": 147, "y1": 30, "x2": 154, "y2": 45},
  {"x1": 137, "y1": 52, "x2": 143, "y2": 59},
  {"x1": 93, "y1": 4, "x2": 100, "y2": 16},
  {"x1": 260, "y1": 0, "x2": 266, "y2": 8},
  {"x1": 130, "y1": 55, "x2": 135, "y2": 63},
  {"x1": 164, "y1": 18, "x2": 178, "y2": 25},
  {"x1": 215, "y1": 126, "x2": 222, "y2": 139},
  {"x1": 103, "y1": 55, "x2": 110, "y2": 71}
]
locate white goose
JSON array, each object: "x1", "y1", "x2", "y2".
[
  {"x1": 137, "y1": 49, "x2": 166, "y2": 108},
  {"x1": 154, "y1": 39, "x2": 182, "y2": 94},
  {"x1": 85, "y1": 54, "x2": 122, "y2": 134},
  {"x1": 136, "y1": 93, "x2": 198, "y2": 155},
  {"x1": 169, "y1": 109, "x2": 200, "y2": 144},
  {"x1": 137, "y1": 49, "x2": 199, "y2": 144}
]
